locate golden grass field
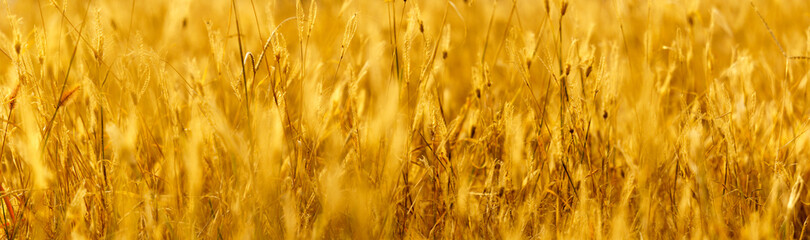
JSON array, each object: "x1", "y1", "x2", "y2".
[{"x1": 1, "y1": 0, "x2": 810, "y2": 238}]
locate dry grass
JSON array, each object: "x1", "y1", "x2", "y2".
[{"x1": 0, "y1": 0, "x2": 809, "y2": 238}]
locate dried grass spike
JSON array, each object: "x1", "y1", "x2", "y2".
[
  {"x1": 341, "y1": 13, "x2": 359, "y2": 54},
  {"x1": 59, "y1": 84, "x2": 81, "y2": 106},
  {"x1": 7, "y1": 82, "x2": 20, "y2": 110}
]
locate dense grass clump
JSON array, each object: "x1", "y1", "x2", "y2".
[{"x1": 0, "y1": 0, "x2": 809, "y2": 238}]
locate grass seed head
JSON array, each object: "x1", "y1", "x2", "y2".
[
  {"x1": 59, "y1": 84, "x2": 81, "y2": 106},
  {"x1": 307, "y1": 0, "x2": 318, "y2": 37},
  {"x1": 585, "y1": 64, "x2": 593, "y2": 77},
  {"x1": 564, "y1": 63, "x2": 571, "y2": 76},
  {"x1": 340, "y1": 13, "x2": 359, "y2": 56},
  {"x1": 7, "y1": 82, "x2": 20, "y2": 110},
  {"x1": 95, "y1": 8, "x2": 104, "y2": 61}
]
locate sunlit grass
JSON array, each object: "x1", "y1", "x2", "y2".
[{"x1": 0, "y1": 0, "x2": 809, "y2": 238}]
